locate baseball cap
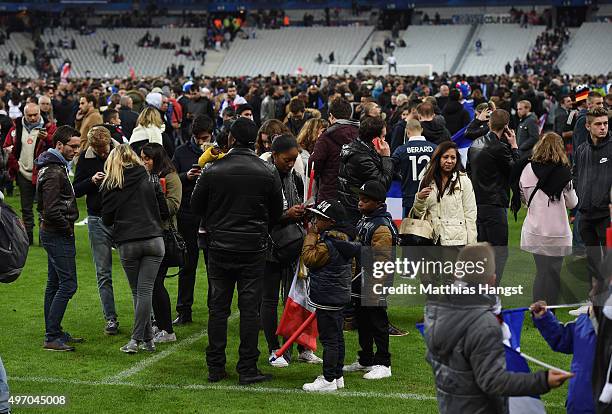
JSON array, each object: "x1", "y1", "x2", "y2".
[
  {"x1": 352, "y1": 181, "x2": 386, "y2": 202},
  {"x1": 229, "y1": 117, "x2": 258, "y2": 145},
  {"x1": 307, "y1": 200, "x2": 346, "y2": 222}
]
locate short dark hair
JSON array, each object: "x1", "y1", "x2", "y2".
[
  {"x1": 81, "y1": 93, "x2": 97, "y2": 107},
  {"x1": 417, "y1": 102, "x2": 434, "y2": 118},
  {"x1": 191, "y1": 114, "x2": 214, "y2": 136},
  {"x1": 449, "y1": 89, "x2": 461, "y2": 102},
  {"x1": 490, "y1": 109, "x2": 510, "y2": 131},
  {"x1": 289, "y1": 98, "x2": 305, "y2": 115},
  {"x1": 53, "y1": 125, "x2": 80, "y2": 146},
  {"x1": 329, "y1": 97, "x2": 352, "y2": 120},
  {"x1": 359, "y1": 116, "x2": 385, "y2": 142},
  {"x1": 102, "y1": 108, "x2": 119, "y2": 124},
  {"x1": 271, "y1": 134, "x2": 298, "y2": 153}
]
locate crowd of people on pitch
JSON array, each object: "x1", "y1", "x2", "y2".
[{"x1": 0, "y1": 71, "x2": 611, "y2": 411}]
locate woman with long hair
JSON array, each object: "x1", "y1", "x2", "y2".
[
  {"x1": 296, "y1": 117, "x2": 328, "y2": 174},
  {"x1": 413, "y1": 141, "x2": 477, "y2": 246},
  {"x1": 520, "y1": 132, "x2": 577, "y2": 305},
  {"x1": 255, "y1": 119, "x2": 290, "y2": 156},
  {"x1": 101, "y1": 144, "x2": 169, "y2": 353},
  {"x1": 129, "y1": 107, "x2": 174, "y2": 156},
  {"x1": 140, "y1": 143, "x2": 182, "y2": 343}
]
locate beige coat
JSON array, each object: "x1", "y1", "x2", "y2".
[
  {"x1": 412, "y1": 172, "x2": 477, "y2": 246},
  {"x1": 76, "y1": 109, "x2": 103, "y2": 141}
]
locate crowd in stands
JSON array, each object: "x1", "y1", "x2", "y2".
[
  {"x1": 0, "y1": 66, "x2": 611, "y2": 409},
  {"x1": 506, "y1": 26, "x2": 571, "y2": 77}
]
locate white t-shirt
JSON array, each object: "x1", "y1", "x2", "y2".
[{"x1": 387, "y1": 56, "x2": 397, "y2": 65}]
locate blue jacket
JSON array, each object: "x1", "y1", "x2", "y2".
[{"x1": 532, "y1": 310, "x2": 596, "y2": 414}]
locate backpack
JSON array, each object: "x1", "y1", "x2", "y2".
[{"x1": 0, "y1": 200, "x2": 29, "y2": 283}]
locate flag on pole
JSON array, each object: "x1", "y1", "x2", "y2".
[
  {"x1": 275, "y1": 264, "x2": 318, "y2": 351},
  {"x1": 451, "y1": 125, "x2": 471, "y2": 168},
  {"x1": 385, "y1": 180, "x2": 403, "y2": 226},
  {"x1": 60, "y1": 61, "x2": 71, "y2": 82},
  {"x1": 537, "y1": 114, "x2": 547, "y2": 134}
]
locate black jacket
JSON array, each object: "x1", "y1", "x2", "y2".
[
  {"x1": 172, "y1": 139, "x2": 203, "y2": 217},
  {"x1": 421, "y1": 118, "x2": 451, "y2": 145},
  {"x1": 442, "y1": 101, "x2": 471, "y2": 136},
  {"x1": 101, "y1": 165, "x2": 168, "y2": 244},
  {"x1": 573, "y1": 134, "x2": 612, "y2": 220},
  {"x1": 74, "y1": 141, "x2": 119, "y2": 216},
  {"x1": 118, "y1": 109, "x2": 138, "y2": 139},
  {"x1": 190, "y1": 147, "x2": 284, "y2": 254},
  {"x1": 390, "y1": 119, "x2": 406, "y2": 154},
  {"x1": 464, "y1": 118, "x2": 489, "y2": 141},
  {"x1": 467, "y1": 131, "x2": 519, "y2": 207},
  {"x1": 35, "y1": 150, "x2": 79, "y2": 235},
  {"x1": 516, "y1": 113, "x2": 539, "y2": 156},
  {"x1": 338, "y1": 139, "x2": 394, "y2": 225}
]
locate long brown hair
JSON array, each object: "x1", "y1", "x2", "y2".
[
  {"x1": 255, "y1": 119, "x2": 289, "y2": 156},
  {"x1": 530, "y1": 132, "x2": 570, "y2": 167},
  {"x1": 420, "y1": 141, "x2": 463, "y2": 202},
  {"x1": 296, "y1": 118, "x2": 328, "y2": 154}
]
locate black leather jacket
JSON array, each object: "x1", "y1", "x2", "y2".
[
  {"x1": 467, "y1": 131, "x2": 519, "y2": 207},
  {"x1": 190, "y1": 147, "x2": 284, "y2": 254},
  {"x1": 338, "y1": 139, "x2": 394, "y2": 224}
]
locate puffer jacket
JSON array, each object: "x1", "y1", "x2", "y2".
[
  {"x1": 302, "y1": 230, "x2": 361, "y2": 310},
  {"x1": 412, "y1": 172, "x2": 477, "y2": 246},
  {"x1": 338, "y1": 138, "x2": 394, "y2": 225},
  {"x1": 35, "y1": 150, "x2": 79, "y2": 235},
  {"x1": 190, "y1": 147, "x2": 284, "y2": 254},
  {"x1": 424, "y1": 297, "x2": 551, "y2": 414},
  {"x1": 467, "y1": 131, "x2": 519, "y2": 207},
  {"x1": 309, "y1": 119, "x2": 359, "y2": 202},
  {"x1": 573, "y1": 133, "x2": 612, "y2": 220}
]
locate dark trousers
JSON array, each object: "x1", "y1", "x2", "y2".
[
  {"x1": 580, "y1": 216, "x2": 608, "y2": 291},
  {"x1": 206, "y1": 251, "x2": 265, "y2": 376},
  {"x1": 152, "y1": 264, "x2": 173, "y2": 334},
  {"x1": 532, "y1": 254, "x2": 564, "y2": 305},
  {"x1": 476, "y1": 204, "x2": 509, "y2": 285},
  {"x1": 16, "y1": 172, "x2": 36, "y2": 236},
  {"x1": 355, "y1": 303, "x2": 390, "y2": 367},
  {"x1": 41, "y1": 229, "x2": 78, "y2": 342},
  {"x1": 316, "y1": 308, "x2": 345, "y2": 382},
  {"x1": 176, "y1": 213, "x2": 200, "y2": 316}
]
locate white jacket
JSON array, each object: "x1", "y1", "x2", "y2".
[
  {"x1": 412, "y1": 172, "x2": 477, "y2": 246},
  {"x1": 129, "y1": 124, "x2": 164, "y2": 146}
]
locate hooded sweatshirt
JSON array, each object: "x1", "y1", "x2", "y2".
[
  {"x1": 421, "y1": 117, "x2": 451, "y2": 145},
  {"x1": 442, "y1": 100, "x2": 471, "y2": 136}
]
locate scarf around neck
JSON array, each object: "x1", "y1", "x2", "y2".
[{"x1": 530, "y1": 161, "x2": 571, "y2": 205}]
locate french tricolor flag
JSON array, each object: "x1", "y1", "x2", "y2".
[{"x1": 385, "y1": 180, "x2": 403, "y2": 225}]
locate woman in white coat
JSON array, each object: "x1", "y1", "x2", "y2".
[
  {"x1": 519, "y1": 132, "x2": 577, "y2": 305},
  {"x1": 413, "y1": 141, "x2": 478, "y2": 247}
]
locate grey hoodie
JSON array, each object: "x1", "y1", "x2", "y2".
[{"x1": 424, "y1": 295, "x2": 550, "y2": 414}]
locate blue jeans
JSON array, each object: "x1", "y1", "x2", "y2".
[
  {"x1": 41, "y1": 229, "x2": 78, "y2": 342},
  {"x1": 87, "y1": 216, "x2": 117, "y2": 321},
  {"x1": 0, "y1": 356, "x2": 9, "y2": 414}
]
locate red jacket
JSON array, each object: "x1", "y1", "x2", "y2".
[{"x1": 3, "y1": 118, "x2": 56, "y2": 184}]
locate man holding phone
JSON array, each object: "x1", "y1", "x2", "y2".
[
  {"x1": 74, "y1": 126, "x2": 120, "y2": 335},
  {"x1": 467, "y1": 109, "x2": 519, "y2": 285}
]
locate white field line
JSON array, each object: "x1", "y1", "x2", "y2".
[
  {"x1": 7, "y1": 375, "x2": 565, "y2": 407},
  {"x1": 105, "y1": 312, "x2": 239, "y2": 383}
]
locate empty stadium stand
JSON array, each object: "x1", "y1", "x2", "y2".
[{"x1": 558, "y1": 22, "x2": 612, "y2": 74}]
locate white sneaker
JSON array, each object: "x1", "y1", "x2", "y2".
[
  {"x1": 336, "y1": 376, "x2": 345, "y2": 389},
  {"x1": 298, "y1": 350, "x2": 323, "y2": 364},
  {"x1": 153, "y1": 330, "x2": 177, "y2": 343},
  {"x1": 343, "y1": 361, "x2": 372, "y2": 372},
  {"x1": 302, "y1": 375, "x2": 337, "y2": 392},
  {"x1": 269, "y1": 350, "x2": 289, "y2": 368},
  {"x1": 75, "y1": 217, "x2": 88, "y2": 226},
  {"x1": 363, "y1": 365, "x2": 392, "y2": 380}
]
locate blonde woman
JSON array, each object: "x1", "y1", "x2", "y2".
[
  {"x1": 129, "y1": 106, "x2": 174, "y2": 157},
  {"x1": 101, "y1": 144, "x2": 169, "y2": 353},
  {"x1": 296, "y1": 118, "x2": 328, "y2": 174},
  {"x1": 520, "y1": 132, "x2": 577, "y2": 304}
]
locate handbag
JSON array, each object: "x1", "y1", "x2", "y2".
[
  {"x1": 162, "y1": 222, "x2": 187, "y2": 273},
  {"x1": 399, "y1": 207, "x2": 434, "y2": 246},
  {"x1": 269, "y1": 222, "x2": 306, "y2": 263}
]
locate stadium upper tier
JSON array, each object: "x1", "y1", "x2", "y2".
[
  {"x1": 558, "y1": 22, "x2": 612, "y2": 75},
  {"x1": 214, "y1": 26, "x2": 374, "y2": 76}
]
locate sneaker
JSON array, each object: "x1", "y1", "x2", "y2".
[
  {"x1": 153, "y1": 330, "x2": 177, "y2": 343},
  {"x1": 152, "y1": 325, "x2": 160, "y2": 336},
  {"x1": 139, "y1": 340, "x2": 156, "y2": 352},
  {"x1": 363, "y1": 365, "x2": 392, "y2": 380},
  {"x1": 388, "y1": 323, "x2": 408, "y2": 337},
  {"x1": 269, "y1": 350, "x2": 289, "y2": 368},
  {"x1": 172, "y1": 313, "x2": 193, "y2": 325},
  {"x1": 62, "y1": 332, "x2": 84, "y2": 343},
  {"x1": 302, "y1": 375, "x2": 337, "y2": 392},
  {"x1": 120, "y1": 339, "x2": 139, "y2": 354},
  {"x1": 75, "y1": 217, "x2": 88, "y2": 226},
  {"x1": 336, "y1": 376, "x2": 345, "y2": 389},
  {"x1": 343, "y1": 361, "x2": 372, "y2": 372},
  {"x1": 104, "y1": 319, "x2": 119, "y2": 335},
  {"x1": 43, "y1": 339, "x2": 75, "y2": 352},
  {"x1": 298, "y1": 350, "x2": 323, "y2": 364}
]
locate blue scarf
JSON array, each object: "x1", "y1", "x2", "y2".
[
  {"x1": 48, "y1": 148, "x2": 69, "y2": 168},
  {"x1": 189, "y1": 138, "x2": 204, "y2": 155}
]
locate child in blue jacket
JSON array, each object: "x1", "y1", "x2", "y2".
[{"x1": 531, "y1": 301, "x2": 596, "y2": 414}]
